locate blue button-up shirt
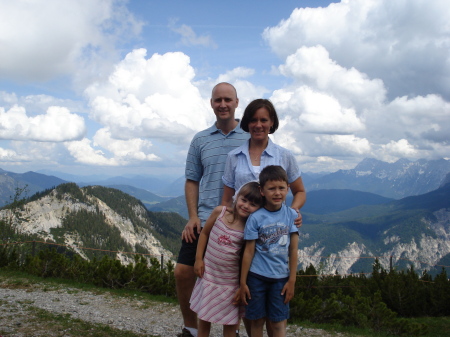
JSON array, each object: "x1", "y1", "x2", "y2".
[{"x1": 222, "y1": 138, "x2": 301, "y2": 192}]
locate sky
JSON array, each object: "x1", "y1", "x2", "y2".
[{"x1": 0, "y1": 0, "x2": 449, "y2": 179}]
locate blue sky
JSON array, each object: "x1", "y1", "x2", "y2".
[{"x1": 0, "y1": 0, "x2": 449, "y2": 179}]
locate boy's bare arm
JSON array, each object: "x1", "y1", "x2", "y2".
[
  {"x1": 282, "y1": 232, "x2": 299, "y2": 303},
  {"x1": 240, "y1": 240, "x2": 256, "y2": 305}
]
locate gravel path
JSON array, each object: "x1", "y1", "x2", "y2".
[{"x1": 0, "y1": 282, "x2": 346, "y2": 337}]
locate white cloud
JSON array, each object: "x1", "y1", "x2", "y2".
[
  {"x1": 263, "y1": 0, "x2": 450, "y2": 100},
  {"x1": 0, "y1": 140, "x2": 62, "y2": 166},
  {"x1": 0, "y1": 92, "x2": 86, "y2": 115},
  {"x1": 362, "y1": 94, "x2": 450, "y2": 147},
  {"x1": 0, "y1": 147, "x2": 28, "y2": 162},
  {"x1": 65, "y1": 138, "x2": 119, "y2": 166},
  {"x1": 169, "y1": 19, "x2": 217, "y2": 49},
  {"x1": 85, "y1": 49, "x2": 213, "y2": 143},
  {"x1": 0, "y1": 105, "x2": 86, "y2": 142},
  {"x1": 1, "y1": 1, "x2": 449, "y2": 175},
  {"x1": 93, "y1": 128, "x2": 160, "y2": 162},
  {"x1": 278, "y1": 45, "x2": 386, "y2": 110},
  {"x1": 271, "y1": 86, "x2": 365, "y2": 135},
  {"x1": 378, "y1": 139, "x2": 418, "y2": 162},
  {"x1": 196, "y1": 67, "x2": 268, "y2": 114},
  {"x1": 260, "y1": 1, "x2": 450, "y2": 172},
  {"x1": 0, "y1": 0, "x2": 143, "y2": 83},
  {"x1": 65, "y1": 128, "x2": 161, "y2": 167}
]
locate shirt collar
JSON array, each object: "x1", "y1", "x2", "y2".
[
  {"x1": 209, "y1": 119, "x2": 243, "y2": 135},
  {"x1": 239, "y1": 138, "x2": 275, "y2": 157}
]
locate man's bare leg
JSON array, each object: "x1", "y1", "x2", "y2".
[{"x1": 175, "y1": 263, "x2": 198, "y2": 331}]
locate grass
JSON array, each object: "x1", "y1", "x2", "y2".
[
  {"x1": 0, "y1": 269, "x2": 174, "y2": 337},
  {"x1": 0, "y1": 300, "x2": 148, "y2": 337},
  {"x1": 2, "y1": 268, "x2": 450, "y2": 337},
  {"x1": 291, "y1": 317, "x2": 450, "y2": 337},
  {"x1": 0, "y1": 268, "x2": 177, "y2": 304}
]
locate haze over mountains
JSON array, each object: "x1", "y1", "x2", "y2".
[{"x1": 2, "y1": 158, "x2": 449, "y2": 205}]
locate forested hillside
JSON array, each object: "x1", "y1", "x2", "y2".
[{"x1": 0, "y1": 183, "x2": 179, "y2": 262}]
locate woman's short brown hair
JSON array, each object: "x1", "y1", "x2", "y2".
[{"x1": 240, "y1": 99, "x2": 279, "y2": 134}]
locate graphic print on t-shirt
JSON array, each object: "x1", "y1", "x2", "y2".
[{"x1": 257, "y1": 222, "x2": 289, "y2": 255}]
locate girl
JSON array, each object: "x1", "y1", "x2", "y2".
[{"x1": 190, "y1": 181, "x2": 263, "y2": 337}]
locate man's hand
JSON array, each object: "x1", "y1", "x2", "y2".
[
  {"x1": 293, "y1": 209, "x2": 302, "y2": 228},
  {"x1": 181, "y1": 217, "x2": 201, "y2": 243}
]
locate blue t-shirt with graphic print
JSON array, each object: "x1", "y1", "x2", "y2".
[{"x1": 244, "y1": 204, "x2": 298, "y2": 279}]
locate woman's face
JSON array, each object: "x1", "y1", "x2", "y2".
[{"x1": 248, "y1": 107, "x2": 274, "y2": 141}]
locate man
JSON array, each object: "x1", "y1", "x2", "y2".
[{"x1": 175, "y1": 82, "x2": 249, "y2": 337}]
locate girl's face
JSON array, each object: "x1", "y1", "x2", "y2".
[
  {"x1": 235, "y1": 195, "x2": 261, "y2": 219},
  {"x1": 248, "y1": 107, "x2": 274, "y2": 141}
]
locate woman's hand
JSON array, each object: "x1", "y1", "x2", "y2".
[{"x1": 293, "y1": 208, "x2": 302, "y2": 228}]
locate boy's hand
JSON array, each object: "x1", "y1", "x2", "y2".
[
  {"x1": 281, "y1": 280, "x2": 295, "y2": 304},
  {"x1": 240, "y1": 284, "x2": 251, "y2": 305},
  {"x1": 194, "y1": 260, "x2": 204, "y2": 277}
]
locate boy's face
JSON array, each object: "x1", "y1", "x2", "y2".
[{"x1": 260, "y1": 179, "x2": 289, "y2": 211}]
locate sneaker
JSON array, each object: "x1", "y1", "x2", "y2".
[{"x1": 177, "y1": 328, "x2": 194, "y2": 337}]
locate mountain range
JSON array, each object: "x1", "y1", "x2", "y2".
[
  {"x1": 299, "y1": 181, "x2": 450, "y2": 276},
  {"x1": 1, "y1": 157, "x2": 450, "y2": 276},
  {"x1": 2, "y1": 158, "x2": 449, "y2": 206},
  {"x1": 306, "y1": 158, "x2": 450, "y2": 198},
  {"x1": 2, "y1": 178, "x2": 449, "y2": 277}
]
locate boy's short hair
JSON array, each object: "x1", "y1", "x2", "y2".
[{"x1": 259, "y1": 165, "x2": 289, "y2": 187}]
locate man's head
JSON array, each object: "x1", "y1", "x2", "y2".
[
  {"x1": 210, "y1": 82, "x2": 239, "y2": 122},
  {"x1": 259, "y1": 165, "x2": 289, "y2": 210}
]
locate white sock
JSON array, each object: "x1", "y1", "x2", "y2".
[{"x1": 186, "y1": 327, "x2": 198, "y2": 337}]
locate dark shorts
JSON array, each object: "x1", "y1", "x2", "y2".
[
  {"x1": 245, "y1": 273, "x2": 290, "y2": 322},
  {"x1": 176, "y1": 231, "x2": 200, "y2": 266}
]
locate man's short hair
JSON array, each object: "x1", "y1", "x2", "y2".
[
  {"x1": 259, "y1": 165, "x2": 289, "y2": 188},
  {"x1": 211, "y1": 82, "x2": 237, "y2": 99}
]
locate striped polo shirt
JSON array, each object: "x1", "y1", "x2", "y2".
[{"x1": 185, "y1": 121, "x2": 249, "y2": 225}]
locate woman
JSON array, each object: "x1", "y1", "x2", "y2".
[
  {"x1": 221, "y1": 98, "x2": 306, "y2": 337},
  {"x1": 221, "y1": 98, "x2": 306, "y2": 220}
]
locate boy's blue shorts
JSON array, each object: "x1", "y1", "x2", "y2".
[{"x1": 245, "y1": 273, "x2": 290, "y2": 322}]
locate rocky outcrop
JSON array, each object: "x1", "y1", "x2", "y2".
[
  {"x1": 0, "y1": 188, "x2": 173, "y2": 263},
  {"x1": 298, "y1": 208, "x2": 450, "y2": 274}
]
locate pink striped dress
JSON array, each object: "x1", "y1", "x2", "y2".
[{"x1": 190, "y1": 207, "x2": 245, "y2": 325}]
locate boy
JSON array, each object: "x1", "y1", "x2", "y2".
[{"x1": 239, "y1": 165, "x2": 299, "y2": 337}]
